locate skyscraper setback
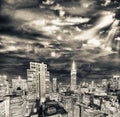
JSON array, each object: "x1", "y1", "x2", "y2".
[{"x1": 71, "y1": 60, "x2": 77, "y2": 91}]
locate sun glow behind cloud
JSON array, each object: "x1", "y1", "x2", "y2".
[{"x1": 75, "y1": 11, "x2": 115, "y2": 41}]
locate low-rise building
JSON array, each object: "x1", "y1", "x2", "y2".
[
  {"x1": 12, "y1": 76, "x2": 28, "y2": 91},
  {"x1": 0, "y1": 99, "x2": 5, "y2": 117},
  {"x1": 10, "y1": 95, "x2": 27, "y2": 117},
  {"x1": 42, "y1": 100, "x2": 68, "y2": 117}
]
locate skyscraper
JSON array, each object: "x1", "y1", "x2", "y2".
[
  {"x1": 46, "y1": 71, "x2": 51, "y2": 94},
  {"x1": 27, "y1": 62, "x2": 49, "y2": 103},
  {"x1": 53, "y1": 78, "x2": 57, "y2": 92},
  {"x1": 71, "y1": 60, "x2": 77, "y2": 91}
]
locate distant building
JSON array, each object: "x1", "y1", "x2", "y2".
[
  {"x1": 49, "y1": 92, "x2": 60, "y2": 102},
  {"x1": 102, "y1": 79, "x2": 107, "y2": 87},
  {"x1": 58, "y1": 82, "x2": 63, "y2": 93},
  {"x1": 61, "y1": 92, "x2": 73, "y2": 110},
  {"x1": 53, "y1": 78, "x2": 57, "y2": 92},
  {"x1": 83, "y1": 109, "x2": 104, "y2": 117},
  {"x1": 73, "y1": 104, "x2": 80, "y2": 117},
  {"x1": 114, "y1": 75, "x2": 120, "y2": 90},
  {"x1": 46, "y1": 71, "x2": 51, "y2": 94},
  {"x1": 12, "y1": 76, "x2": 27, "y2": 91},
  {"x1": 89, "y1": 81, "x2": 95, "y2": 93},
  {"x1": 71, "y1": 60, "x2": 77, "y2": 91},
  {"x1": 61, "y1": 91, "x2": 74, "y2": 117},
  {"x1": 110, "y1": 75, "x2": 120, "y2": 91},
  {"x1": 0, "y1": 75, "x2": 10, "y2": 97},
  {"x1": 82, "y1": 93, "x2": 91, "y2": 106}
]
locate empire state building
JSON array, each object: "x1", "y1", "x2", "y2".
[{"x1": 71, "y1": 60, "x2": 77, "y2": 91}]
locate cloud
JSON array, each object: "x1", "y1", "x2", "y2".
[{"x1": 0, "y1": 1, "x2": 120, "y2": 81}]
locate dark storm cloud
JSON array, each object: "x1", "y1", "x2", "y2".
[
  {"x1": 60, "y1": 0, "x2": 96, "y2": 16},
  {"x1": 0, "y1": 26, "x2": 51, "y2": 40},
  {"x1": 1, "y1": 0, "x2": 39, "y2": 9},
  {"x1": 115, "y1": 8, "x2": 120, "y2": 20},
  {"x1": 92, "y1": 53, "x2": 120, "y2": 77},
  {"x1": 0, "y1": 0, "x2": 120, "y2": 82},
  {"x1": 0, "y1": 53, "x2": 28, "y2": 77},
  {"x1": 0, "y1": 45, "x2": 4, "y2": 49},
  {"x1": 32, "y1": 43, "x2": 45, "y2": 48}
]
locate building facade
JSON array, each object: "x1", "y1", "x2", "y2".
[
  {"x1": 53, "y1": 78, "x2": 57, "y2": 93},
  {"x1": 12, "y1": 76, "x2": 27, "y2": 91},
  {"x1": 27, "y1": 62, "x2": 50, "y2": 103},
  {"x1": 10, "y1": 96, "x2": 27, "y2": 117},
  {"x1": 0, "y1": 99, "x2": 5, "y2": 117}
]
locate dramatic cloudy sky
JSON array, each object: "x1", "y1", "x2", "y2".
[{"x1": 0, "y1": 0, "x2": 120, "y2": 83}]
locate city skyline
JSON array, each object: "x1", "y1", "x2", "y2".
[{"x1": 0, "y1": 61, "x2": 120, "y2": 117}]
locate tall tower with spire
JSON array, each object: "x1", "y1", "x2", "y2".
[{"x1": 71, "y1": 60, "x2": 77, "y2": 91}]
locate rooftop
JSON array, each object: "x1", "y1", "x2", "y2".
[
  {"x1": 61, "y1": 90, "x2": 74, "y2": 96},
  {"x1": 43, "y1": 100, "x2": 67, "y2": 116}
]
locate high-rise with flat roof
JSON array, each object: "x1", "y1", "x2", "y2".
[
  {"x1": 46, "y1": 71, "x2": 51, "y2": 94},
  {"x1": 27, "y1": 62, "x2": 49, "y2": 103},
  {"x1": 53, "y1": 78, "x2": 57, "y2": 92}
]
